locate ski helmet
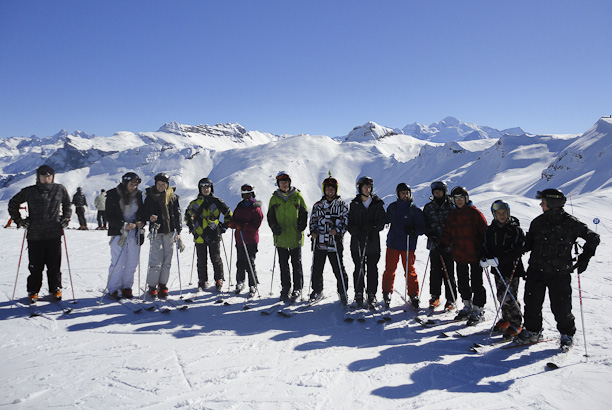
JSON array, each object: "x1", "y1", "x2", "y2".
[
  {"x1": 198, "y1": 177, "x2": 214, "y2": 194},
  {"x1": 536, "y1": 188, "x2": 566, "y2": 209},
  {"x1": 430, "y1": 181, "x2": 448, "y2": 195},
  {"x1": 491, "y1": 200, "x2": 510, "y2": 220},
  {"x1": 322, "y1": 176, "x2": 338, "y2": 194},
  {"x1": 241, "y1": 183, "x2": 255, "y2": 197},
  {"x1": 154, "y1": 172, "x2": 170, "y2": 185},
  {"x1": 121, "y1": 172, "x2": 141, "y2": 186},
  {"x1": 450, "y1": 186, "x2": 469, "y2": 204},
  {"x1": 396, "y1": 182, "x2": 412, "y2": 199},
  {"x1": 36, "y1": 165, "x2": 55, "y2": 176},
  {"x1": 356, "y1": 176, "x2": 374, "y2": 194},
  {"x1": 276, "y1": 171, "x2": 291, "y2": 186}
]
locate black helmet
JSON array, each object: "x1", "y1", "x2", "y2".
[
  {"x1": 322, "y1": 176, "x2": 338, "y2": 193},
  {"x1": 154, "y1": 173, "x2": 170, "y2": 185},
  {"x1": 77, "y1": 187, "x2": 82, "y2": 192},
  {"x1": 450, "y1": 186, "x2": 469, "y2": 204},
  {"x1": 430, "y1": 181, "x2": 448, "y2": 195},
  {"x1": 198, "y1": 177, "x2": 214, "y2": 194},
  {"x1": 536, "y1": 188, "x2": 566, "y2": 208},
  {"x1": 121, "y1": 172, "x2": 141, "y2": 186},
  {"x1": 396, "y1": 182, "x2": 412, "y2": 199},
  {"x1": 356, "y1": 176, "x2": 374, "y2": 194},
  {"x1": 36, "y1": 165, "x2": 55, "y2": 176},
  {"x1": 241, "y1": 183, "x2": 255, "y2": 197},
  {"x1": 276, "y1": 171, "x2": 291, "y2": 186},
  {"x1": 491, "y1": 200, "x2": 510, "y2": 219}
]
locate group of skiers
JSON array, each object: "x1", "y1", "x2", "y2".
[
  {"x1": 8, "y1": 165, "x2": 600, "y2": 350},
  {"x1": 69, "y1": 187, "x2": 108, "y2": 230}
]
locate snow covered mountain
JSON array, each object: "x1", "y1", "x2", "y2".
[{"x1": 402, "y1": 116, "x2": 525, "y2": 143}]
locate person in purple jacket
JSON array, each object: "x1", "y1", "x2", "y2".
[
  {"x1": 381, "y1": 183, "x2": 426, "y2": 309},
  {"x1": 228, "y1": 184, "x2": 264, "y2": 297}
]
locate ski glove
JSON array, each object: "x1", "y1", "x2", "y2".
[
  {"x1": 271, "y1": 225, "x2": 282, "y2": 236},
  {"x1": 18, "y1": 218, "x2": 31, "y2": 229},
  {"x1": 404, "y1": 226, "x2": 417, "y2": 236},
  {"x1": 575, "y1": 254, "x2": 591, "y2": 274},
  {"x1": 479, "y1": 257, "x2": 499, "y2": 268},
  {"x1": 176, "y1": 237, "x2": 185, "y2": 252},
  {"x1": 60, "y1": 218, "x2": 70, "y2": 229}
]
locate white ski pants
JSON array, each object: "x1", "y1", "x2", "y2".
[{"x1": 107, "y1": 233, "x2": 140, "y2": 294}]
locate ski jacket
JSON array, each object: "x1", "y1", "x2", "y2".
[
  {"x1": 385, "y1": 199, "x2": 426, "y2": 252},
  {"x1": 105, "y1": 185, "x2": 145, "y2": 237},
  {"x1": 267, "y1": 187, "x2": 308, "y2": 249},
  {"x1": 347, "y1": 194, "x2": 386, "y2": 254},
  {"x1": 8, "y1": 182, "x2": 72, "y2": 241},
  {"x1": 482, "y1": 216, "x2": 526, "y2": 277},
  {"x1": 309, "y1": 195, "x2": 349, "y2": 251},
  {"x1": 184, "y1": 193, "x2": 232, "y2": 244},
  {"x1": 229, "y1": 198, "x2": 263, "y2": 245},
  {"x1": 94, "y1": 192, "x2": 106, "y2": 211},
  {"x1": 524, "y1": 209, "x2": 600, "y2": 275},
  {"x1": 72, "y1": 191, "x2": 88, "y2": 208},
  {"x1": 441, "y1": 202, "x2": 488, "y2": 264},
  {"x1": 142, "y1": 186, "x2": 182, "y2": 235},
  {"x1": 423, "y1": 196, "x2": 455, "y2": 250}
]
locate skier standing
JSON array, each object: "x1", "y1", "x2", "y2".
[
  {"x1": 105, "y1": 173, "x2": 145, "y2": 299},
  {"x1": 309, "y1": 175, "x2": 350, "y2": 304},
  {"x1": 381, "y1": 183, "x2": 426, "y2": 309},
  {"x1": 142, "y1": 173, "x2": 182, "y2": 299},
  {"x1": 515, "y1": 189, "x2": 600, "y2": 349},
  {"x1": 184, "y1": 178, "x2": 232, "y2": 292},
  {"x1": 94, "y1": 189, "x2": 107, "y2": 229},
  {"x1": 481, "y1": 200, "x2": 526, "y2": 338},
  {"x1": 423, "y1": 181, "x2": 457, "y2": 311},
  {"x1": 441, "y1": 186, "x2": 488, "y2": 325},
  {"x1": 72, "y1": 187, "x2": 88, "y2": 230},
  {"x1": 228, "y1": 184, "x2": 263, "y2": 297},
  {"x1": 8, "y1": 165, "x2": 71, "y2": 302},
  {"x1": 347, "y1": 176, "x2": 386, "y2": 308},
  {"x1": 267, "y1": 172, "x2": 308, "y2": 301}
]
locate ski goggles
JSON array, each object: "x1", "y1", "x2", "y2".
[
  {"x1": 241, "y1": 184, "x2": 254, "y2": 194},
  {"x1": 199, "y1": 182, "x2": 213, "y2": 188}
]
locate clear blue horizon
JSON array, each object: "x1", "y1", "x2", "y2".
[{"x1": 1, "y1": 0, "x2": 611, "y2": 139}]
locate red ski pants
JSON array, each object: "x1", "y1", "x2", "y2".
[{"x1": 381, "y1": 248, "x2": 418, "y2": 296}]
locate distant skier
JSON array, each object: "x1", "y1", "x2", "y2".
[
  {"x1": 481, "y1": 200, "x2": 526, "y2": 338},
  {"x1": 184, "y1": 178, "x2": 232, "y2": 292},
  {"x1": 347, "y1": 176, "x2": 386, "y2": 308},
  {"x1": 514, "y1": 189, "x2": 600, "y2": 350},
  {"x1": 267, "y1": 171, "x2": 308, "y2": 301},
  {"x1": 309, "y1": 175, "x2": 350, "y2": 304},
  {"x1": 381, "y1": 183, "x2": 426, "y2": 310},
  {"x1": 441, "y1": 186, "x2": 488, "y2": 325},
  {"x1": 423, "y1": 181, "x2": 457, "y2": 312},
  {"x1": 8, "y1": 165, "x2": 71, "y2": 303},
  {"x1": 142, "y1": 173, "x2": 182, "y2": 299},
  {"x1": 72, "y1": 187, "x2": 88, "y2": 230},
  {"x1": 94, "y1": 189, "x2": 107, "y2": 229},
  {"x1": 105, "y1": 173, "x2": 145, "y2": 299},
  {"x1": 228, "y1": 184, "x2": 263, "y2": 297}
]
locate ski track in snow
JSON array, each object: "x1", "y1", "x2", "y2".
[{"x1": 1, "y1": 210, "x2": 611, "y2": 409}]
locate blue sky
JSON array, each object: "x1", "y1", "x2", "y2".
[{"x1": 1, "y1": 0, "x2": 611, "y2": 139}]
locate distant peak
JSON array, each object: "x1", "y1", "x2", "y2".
[{"x1": 439, "y1": 116, "x2": 460, "y2": 126}]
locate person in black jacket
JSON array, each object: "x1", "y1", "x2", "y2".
[
  {"x1": 8, "y1": 165, "x2": 71, "y2": 303},
  {"x1": 347, "y1": 176, "x2": 386, "y2": 308},
  {"x1": 141, "y1": 173, "x2": 182, "y2": 299},
  {"x1": 481, "y1": 200, "x2": 526, "y2": 338},
  {"x1": 72, "y1": 187, "x2": 88, "y2": 229},
  {"x1": 105, "y1": 172, "x2": 145, "y2": 299},
  {"x1": 515, "y1": 189, "x2": 600, "y2": 350}
]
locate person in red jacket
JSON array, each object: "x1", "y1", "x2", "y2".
[
  {"x1": 441, "y1": 186, "x2": 488, "y2": 325},
  {"x1": 228, "y1": 184, "x2": 264, "y2": 297}
]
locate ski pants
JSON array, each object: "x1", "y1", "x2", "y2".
[
  {"x1": 277, "y1": 247, "x2": 303, "y2": 292},
  {"x1": 147, "y1": 232, "x2": 174, "y2": 288},
  {"x1": 107, "y1": 233, "x2": 140, "y2": 294},
  {"x1": 351, "y1": 243, "x2": 381, "y2": 296},
  {"x1": 429, "y1": 248, "x2": 457, "y2": 303},
  {"x1": 97, "y1": 211, "x2": 106, "y2": 228},
  {"x1": 236, "y1": 243, "x2": 258, "y2": 287},
  {"x1": 76, "y1": 206, "x2": 86, "y2": 227},
  {"x1": 311, "y1": 243, "x2": 349, "y2": 296},
  {"x1": 195, "y1": 240, "x2": 224, "y2": 285},
  {"x1": 492, "y1": 265, "x2": 522, "y2": 328},
  {"x1": 523, "y1": 269, "x2": 575, "y2": 336},
  {"x1": 456, "y1": 262, "x2": 486, "y2": 308},
  {"x1": 27, "y1": 237, "x2": 62, "y2": 294},
  {"x1": 381, "y1": 248, "x2": 417, "y2": 296}
]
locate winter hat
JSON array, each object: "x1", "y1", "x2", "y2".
[
  {"x1": 36, "y1": 165, "x2": 55, "y2": 176},
  {"x1": 154, "y1": 173, "x2": 170, "y2": 185},
  {"x1": 198, "y1": 177, "x2": 214, "y2": 194},
  {"x1": 536, "y1": 188, "x2": 566, "y2": 209}
]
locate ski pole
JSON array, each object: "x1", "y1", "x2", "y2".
[
  {"x1": 355, "y1": 235, "x2": 369, "y2": 303},
  {"x1": 189, "y1": 245, "x2": 196, "y2": 285},
  {"x1": 332, "y1": 236, "x2": 349, "y2": 304},
  {"x1": 576, "y1": 271, "x2": 589, "y2": 358},
  {"x1": 239, "y1": 230, "x2": 260, "y2": 298},
  {"x1": 490, "y1": 259, "x2": 521, "y2": 333},
  {"x1": 219, "y1": 230, "x2": 232, "y2": 295},
  {"x1": 10, "y1": 228, "x2": 28, "y2": 308},
  {"x1": 483, "y1": 267, "x2": 499, "y2": 313},
  {"x1": 174, "y1": 231, "x2": 183, "y2": 298},
  {"x1": 307, "y1": 236, "x2": 315, "y2": 301},
  {"x1": 137, "y1": 227, "x2": 141, "y2": 299},
  {"x1": 62, "y1": 230, "x2": 77, "y2": 303},
  {"x1": 439, "y1": 253, "x2": 458, "y2": 305},
  {"x1": 269, "y1": 236, "x2": 278, "y2": 296},
  {"x1": 417, "y1": 251, "x2": 430, "y2": 299}
]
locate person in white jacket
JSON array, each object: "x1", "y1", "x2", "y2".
[{"x1": 94, "y1": 189, "x2": 107, "y2": 229}]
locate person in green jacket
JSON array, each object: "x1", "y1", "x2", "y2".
[{"x1": 267, "y1": 171, "x2": 308, "y2": 301}]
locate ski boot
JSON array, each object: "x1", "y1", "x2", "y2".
[
  {"x1": 309, "y1": 291, "x2": 323, "y2": 303},
  {"x1": 513, "y1": 328, "x2": 542, "y2": 345},
  {"x1": 147, "y1": 286, "x2": 158, "y2": 300},
  {"x1": 354, "y1": 292, "x2": 365, "y2": 308},
  {"x1": 409, "y1": 295, "x2": 420, "y2": 310},
  {"x1": 110, "y1": 290, "x2": 121, "y2": 300},
  {"x1": 51, "y1": 288, "x2": 62, "y2": 301},
  {"x1": 560, "y1": 334, "x2": 574, "y2": 351},
  {"x1": 428, "y1": 296, "x2": 440, "y2": 310},
  {"x1": 235, "y1": 281, "x2": 245, "y2": 294},
  {"x1": 367, "y1": 294, "x2": 378, "y2": 310},
  {"x1": 158, "y1": 284, "x2": 169, "y2": 300},
  {"x1": 493, "y1": 320, "x2": 510, "y2": 333},
  {"x1": 443, "y1": 301, "x2": 456, "y2": 312},
  {"x1": 454, "y1": 299, "x2": 473, "y2": 320},
  {"x1": 503, "y1": 325, "x2": 522, "y2": 339},
  {"x1": 28, "y1": 292, "x2": 39, "y2": 304},
  {"x1": 280, "y1": 287, "x2": 290, "y2": 302},
  {"x1": 248, "y1": 286, "x2": 257, "y2": 298},
  {"x1": 383, "y1": 292, "x2": 391, "y2": 309},
  {"x1": 121, "y1": 288, "x2": 133, "y2": 299},
  {"x1": 466, "y1": 306, "x2": 484, "y2": 326},
  {"x1": 215, "y1": 279, "x2": 223, "y2": 292},
  {"x1": 290, "y1": 289, "x2": 302, "y2": 301}
]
